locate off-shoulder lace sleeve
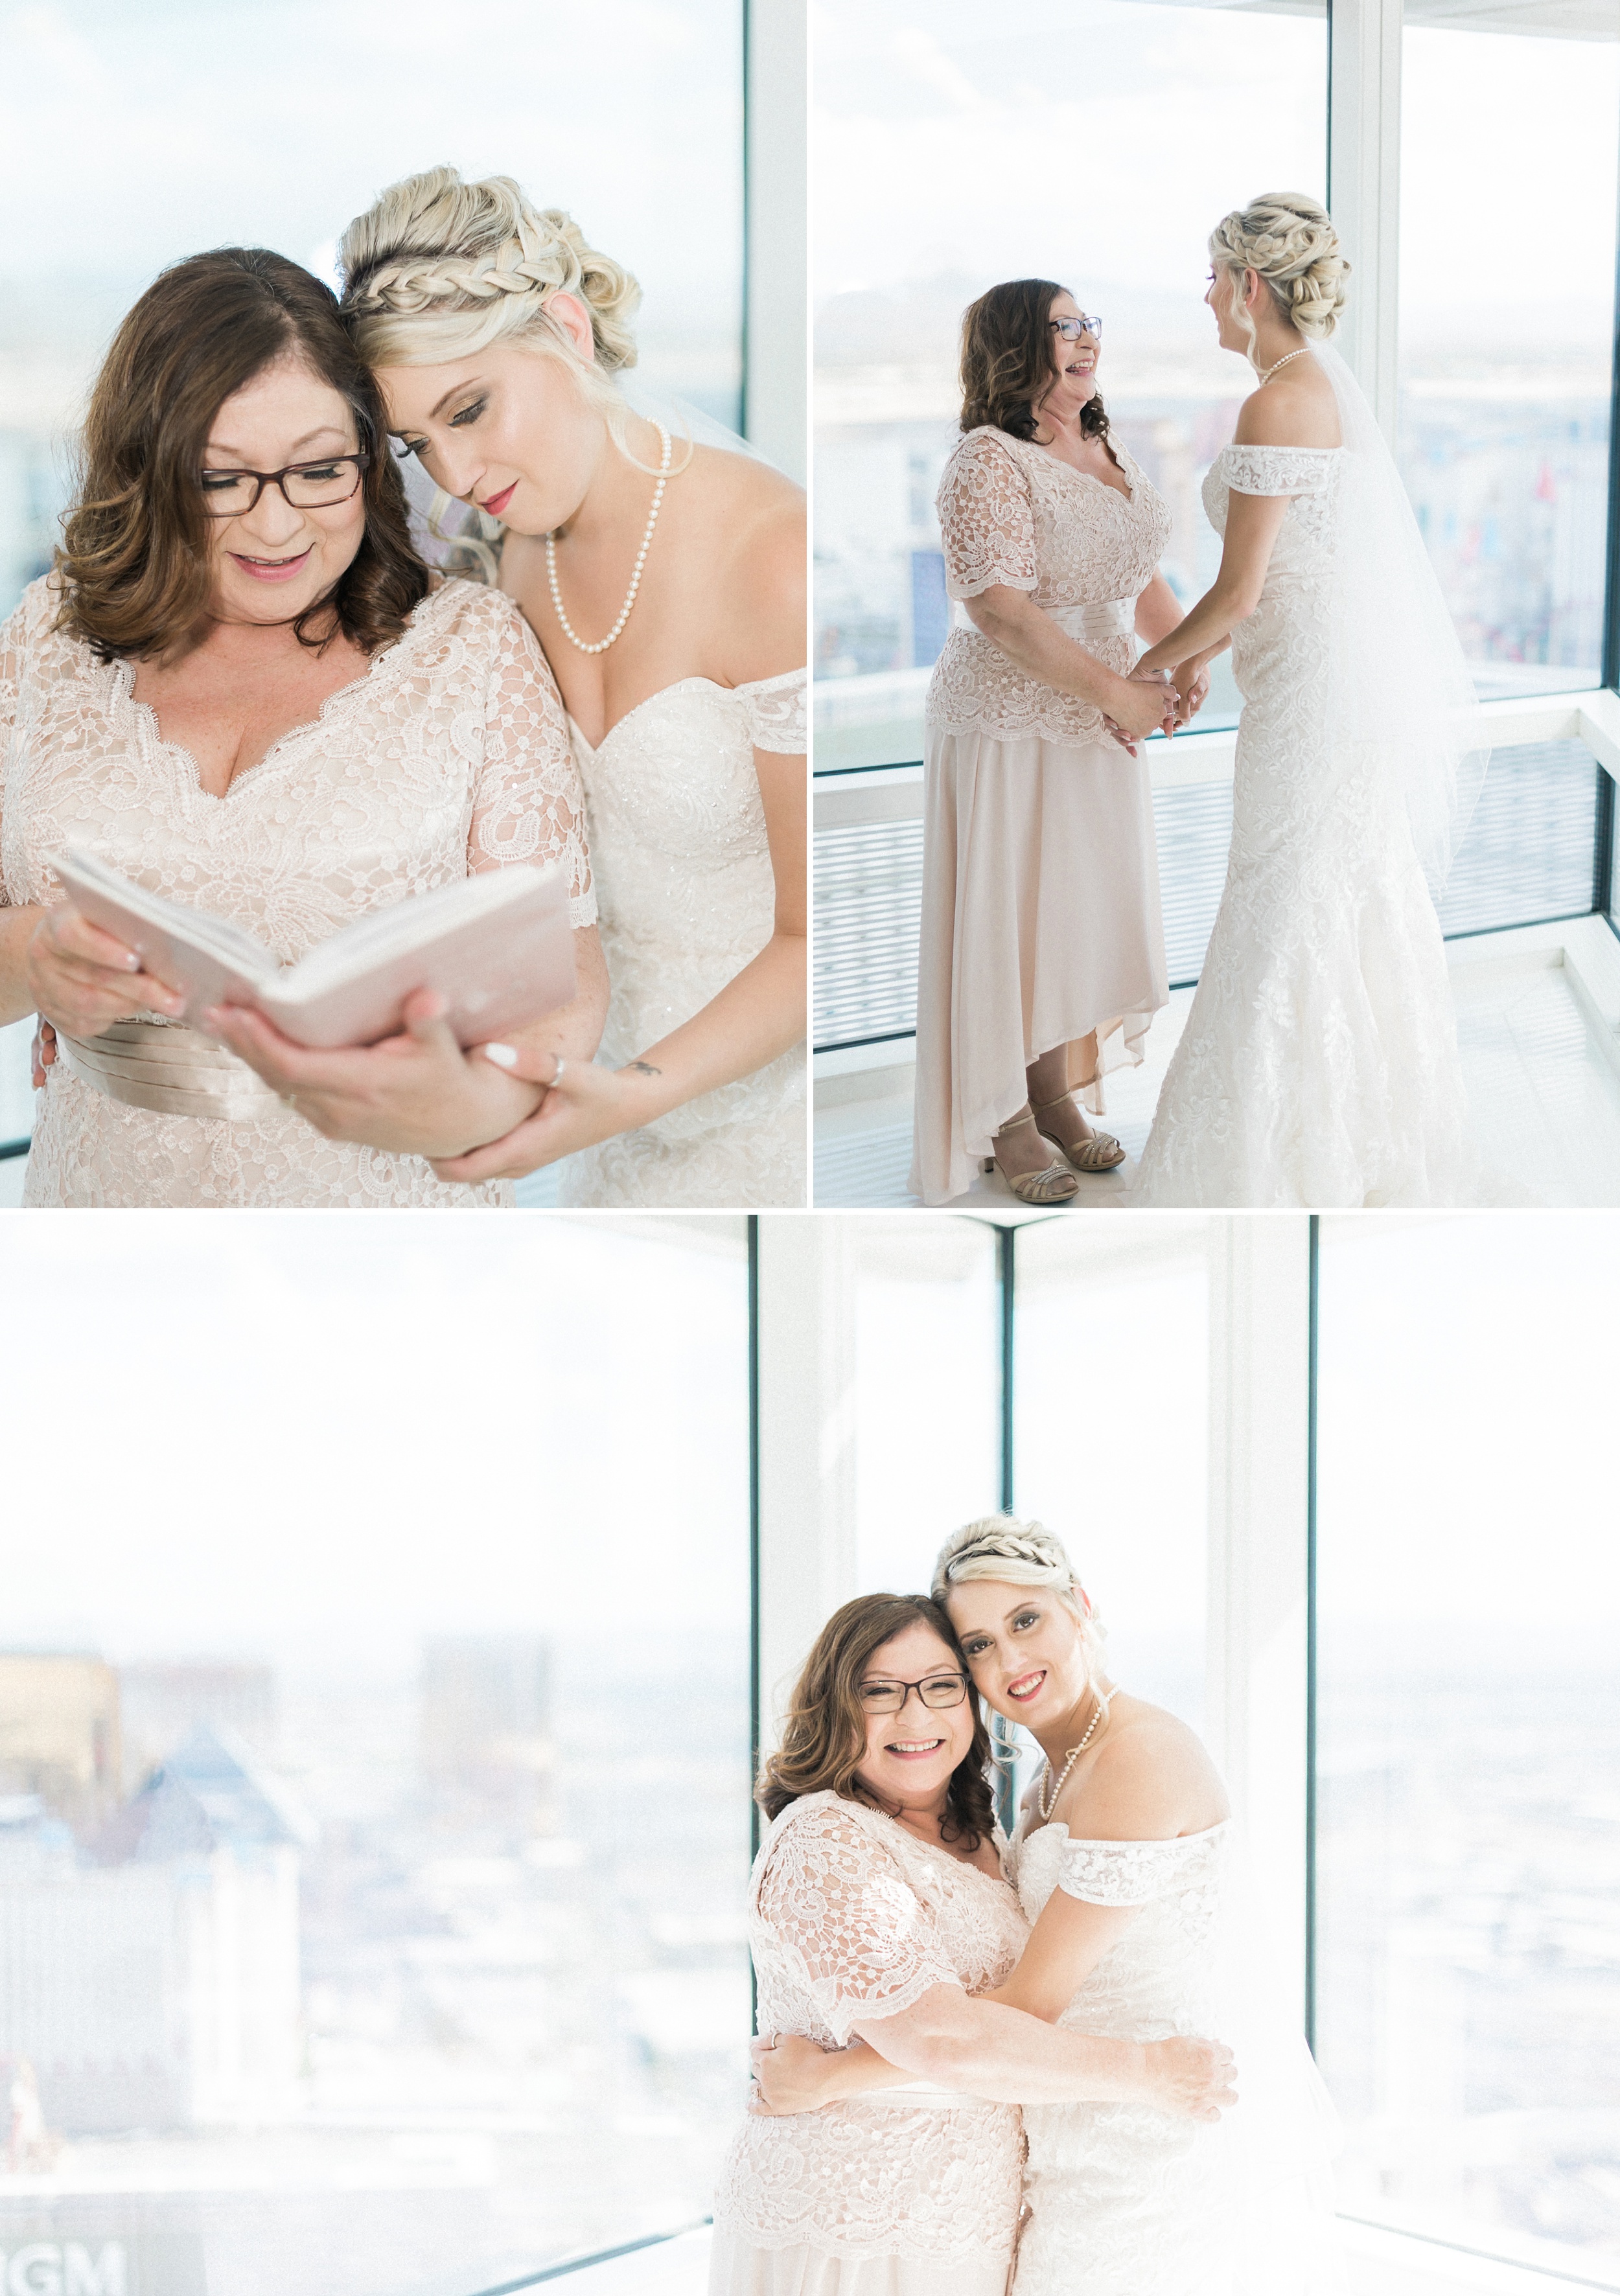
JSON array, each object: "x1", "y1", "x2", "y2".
[
  {"x1": 758, "y1": 1802, "x2": 959, "y2": 2044},
  {"x1": 735, "y1": 667, "x2": 806, "y2": 754},
  {"x1": 1218, "y1": 445, "x2": 1336, "y2": 498},
  {"x1": 1056, "y1": 1834, "x2": 1209, "y2": 1908},
  {"x1": 470, "y1": 600, "x2": 597, "y2": 929},
  {"x1": 937, "y1": 432, "x2": 1037, "y2": 600}
]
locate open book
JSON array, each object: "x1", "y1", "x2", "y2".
[{"x1": 53, "y1": 848, "x2": 577, "y2": 1051}]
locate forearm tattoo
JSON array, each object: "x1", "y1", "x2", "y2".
[{"x1": 623, "y1": 1059, "x2": 662, "y2": 1077}]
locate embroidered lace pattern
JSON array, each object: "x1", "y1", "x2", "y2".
[
  {"x1": 559, "y1": 669, "x2": 807, "y2": 1208},
  {"x1": 1133, "y1": 444, "x2": 1487, "y2": 1208},
  {"x1": 925, "y1": 428, "x2": 1171, "y2": 748},
  {"x1": 712, "y1": 1791, "x2": 1028, "y2": 2266},
  {"x1": 1, "y1": 575, "x2": 593, "y2": 1208},
  {"x1": 1006, "y1": 1817, "x2": 1238, "y2": 2296}
]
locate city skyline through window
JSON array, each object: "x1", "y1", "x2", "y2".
[{"x1": 0, "y1": 1214, "x2": 752, "y2": 2296}]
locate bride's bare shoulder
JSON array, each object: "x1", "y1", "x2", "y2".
[
  {"x1": 697, "y1": 450, "x2": 805, "y2": 678},
  {"x1": 1058, "y1": 1697, "x2": 1228, "y2": 1838},
  {"x1": 1232, "y1": 368, "x2": 1341, "y2": 452}
]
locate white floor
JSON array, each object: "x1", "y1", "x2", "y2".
[{"x1": 815, "y1": 925, "x2": 1620, "y2": 1210}]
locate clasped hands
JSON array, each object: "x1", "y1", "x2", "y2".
[{"x1": 1102, "y1": 660, "x2": 1211, "y2": 756}]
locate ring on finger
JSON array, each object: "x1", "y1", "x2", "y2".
[{"x1": 549, "y1": 1057, "x2": 566, "y2": 1087}]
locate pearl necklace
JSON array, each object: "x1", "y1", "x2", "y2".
[
  {"x1": 1258, "y1": 347, "x2": 1310, "y2": 387},
  {"x1": 1037, "y1": 1693, "x2": 1107, "y2": 1821},
  {"x1": 546, "y1": 422, "x2": 671, "y2": 655}
]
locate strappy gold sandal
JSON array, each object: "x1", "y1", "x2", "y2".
[
  {"x1": 982, "y1": 1111, "x2": 1080, "y2": 1204},
  {"x1": 1031, "y1": 1092, "x2": 1127, "y2": 1173}
]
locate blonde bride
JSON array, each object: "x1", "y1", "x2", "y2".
[{"x1": 218, "y1": 167, "x2": 807, "y2": 1208}]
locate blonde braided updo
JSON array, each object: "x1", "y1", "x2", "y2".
[
  {"x1": 932, "y1": 1515, "x2": 1109, "y2": 1677},
  {"x1": 337, "y1": 166, "x2": 658, "y2": 479},
  {"x1": 1209, "y1": 192, "x2": 1349, "y2": 346}
]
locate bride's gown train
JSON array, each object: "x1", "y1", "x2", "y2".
[{"x1": 1133, "y1": 350, "x2": 1491, "y2": 1207}]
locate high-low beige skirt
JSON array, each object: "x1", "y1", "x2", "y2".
[{"x1": 909, "y1": 725, "x2": 1168, "y2": 1206}]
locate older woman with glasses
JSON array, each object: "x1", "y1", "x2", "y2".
[
  {"x1": 912, "y1": 282, "x2": 1207, "y2": 1208},
  {"x1": 710, "y1": 1590, "x2": 1232, "y2": 2296},
  {"x1": 3, "y1": 246, "x2": 607, "y2": 1206}
]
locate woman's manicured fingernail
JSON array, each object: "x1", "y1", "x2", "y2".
[{"x1": 482, "y1": 1042, "x2": 518, "y2": 1068}]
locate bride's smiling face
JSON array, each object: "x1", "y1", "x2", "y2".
[
  {"x1": 377, "y1": 303, "x2": 607, "y2": 537},
  {"x1": 946, "y1": 1577, "x2": 1093, "y2": 1732},
  {"x1": 851, "y1": 1620, "x2": 976, "y2": 1811},
  {"x1": 1041, "y1": 290, "x2": 1100, "y2": 416}
]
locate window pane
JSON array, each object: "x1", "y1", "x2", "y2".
[
  {"x1": 1399, "y1": 3, "x2": 1620, "y2": 697},
  {"x1": 0, "y1": 1, "x2": 744, "y2": 615},
  {"x1": 815, "y1": 0, "x2": 1328, "y2": 768},
  {"x1": 1013, "y1": 1218, "x2": 1210, "y2": 1734},
  {"x1": 846, "y1": 1215, "x2": 1002, "y2": 1596},
  {"x1": 0, "y1": 1215, "x2": 751, "y2": 2296},
  {"x1": 1315, "y1": 1213, "x2": 1620, "y2": 2279}
]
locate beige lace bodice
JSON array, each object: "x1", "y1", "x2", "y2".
[
  {"x1": 926, "y1": 426, "x2": 1172, "y2": 748},
  {"x1": 1, "y1": 574, "x2": 594, "y2": 1207},
  {"x1": 712, "y1": 1790, "x2": 1029, "y2": 2267}
]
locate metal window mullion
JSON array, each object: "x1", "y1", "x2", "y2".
[
  {"x1": 1328, "y1": 0, "x2": 1404, "y2": 445},
  {"x1": 1204, "y1": 1217, "x2": 1315, "y2": 2040}
]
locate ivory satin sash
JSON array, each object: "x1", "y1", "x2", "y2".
[
  {"x1": 57, "y1": 1020, "x2": 285, "y2": 1122},
  {"x1": 951, "y1": 595, "x2": 1137, "y2": 644}
]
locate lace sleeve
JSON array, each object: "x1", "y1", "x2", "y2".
[
  {"x1": 471, "y1": 598, "x2": 597, "y2": 929},
  {"x1": 937, "y1": 432, "x2": 1037, "y2": 599},
  {"x1": 734, "y1": 667, "x2": 807, "y2": 755},
  {"x1": 758, "y1": 1802, "x2": 960, "y2": 2044},
  {"x1": 1056, "y1": 1835, "x2": 1207, "y2": 1908},
  {"x1": 1219, "y1": 445, "x2": 1334, "y2": 499}
]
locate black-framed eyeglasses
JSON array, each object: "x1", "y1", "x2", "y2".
[
  {"x1": 858, "y1": 1671, "x2": 970, "y2": 1716},
  {"x1": 196, "y1": 452, "x2": 370, "y2": 517},
  {"x1": 1050, "y1": 315, "x2": 1102, "y2": 342}
]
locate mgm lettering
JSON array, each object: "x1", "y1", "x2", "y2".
[{"x1": 0, "y1": 2249, "x2": 126, "y2": 2296}]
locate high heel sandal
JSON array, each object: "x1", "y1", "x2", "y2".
[
  {"x1": 981, "y1": 1112, "x2": 1080, "y2": 1204},
  {"x1": 1031, "y1": 1092, "x2": 1127, "y2": 1173}
]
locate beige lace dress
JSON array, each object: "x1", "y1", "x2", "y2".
[
  {"x1": 711, "y1": 1790, "x2": 1030, "y2": 2296},
  {"x1": 911, "y1": 429, "x2": 1173, "y2": 1206},
  {"x1": 0, "y1": 574, "x2": 595, "y2": 1207}
]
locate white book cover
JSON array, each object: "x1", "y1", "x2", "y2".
[{"x1": 53, "y1": 849, "x2": 577, "y2": 1051}]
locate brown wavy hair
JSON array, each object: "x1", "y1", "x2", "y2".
[
  {"x1": 960, "y1": 277, "x2": 1112, "y2": 450},
  {"x1": 756, "y1": 1593, "x2": 996, "y2": 1850},
  {"x1": 54, "y1": 247, "x2": 430, "y2": 662}
]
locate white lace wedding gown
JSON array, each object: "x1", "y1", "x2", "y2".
[
  {"x1": 1005, "y1": 1808, "x2": 1341, "y2": 2296},
  {"x1": 559, "y1": 670, "x2": 807, "y2": 1208},
  {"x1": 1, "y1": 576, "x2": 594, "y2": 1207},
  {"x1": 710, "y1": 1789, "x2": 1029, "y2": 2296},
  {"x1": 1132, "y1": 442, "x2": 1481, "y2": 1206}
]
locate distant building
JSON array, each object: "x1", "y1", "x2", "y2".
[
  {"x1": 0, "y1": 1727, "x2": 302, "y2": 2134},
  {"x1": 0, "y1": 1655, "x2": 121, "y2": 1831},
  {"x1": 117, "y1": 1662, "x2": 275, "y2": 1785},
  {"x1": 420, "y1": 1637, "x2": 554, "y2": 1833}
]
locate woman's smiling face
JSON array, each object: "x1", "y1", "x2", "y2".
[
  {"x1": 1043, "y1": 290, "x2": 1100, "y2": 411},
  {"x1": 200, "y1": 355, "x2": 367, "y2": 627},
  {"x1": 945, "y1": 1577, "x2": 1093, "y2": 1732},
  {"x1": 851, "y1": 1619, "x2": 976, "y2": 1811},
  {"x1": 376, "y1": 306, "x2": 606, "y2": 538}
]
